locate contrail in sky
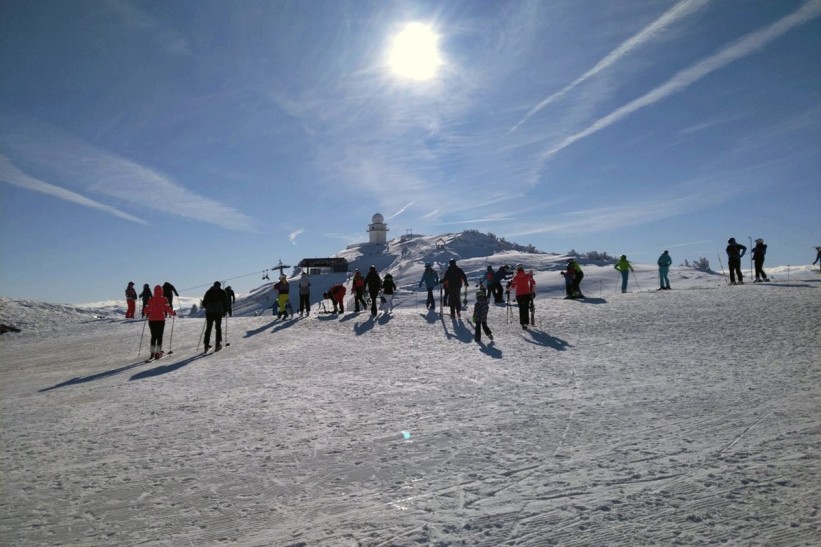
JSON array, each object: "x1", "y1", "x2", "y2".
[{"x1": 509, "y1": 0, "x2": 712, "y2": 134}]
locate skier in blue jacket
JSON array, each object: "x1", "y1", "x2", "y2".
[
  {"x1": 657, "y1": 250, "x2": 672, "y2": 290},
  {"x1": 418, "y1": 263, "x2": 439, "y2": 310}
]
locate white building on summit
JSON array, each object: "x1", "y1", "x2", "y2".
[{"x1": 367, "y1": 213, "x2": 389, "y2": 244}]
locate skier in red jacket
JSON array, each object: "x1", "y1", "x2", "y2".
[
  {"x1": 143, "y1": 285, "x2": 176, "y2": 360},
  {"x1": 508, "y1": 266, "x2": 535, "y2": 329}
]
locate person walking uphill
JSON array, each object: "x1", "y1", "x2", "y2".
[
  {"x1": 614, "y1": 255, "x2": 635, "y2": 293},
  {"x1": 726, "y1": 238, "x2": 747, "y2": 285},
  {"x1": 202, "y1": 281, "x2": 229, "y2": 352},
  {"x1": 124, "y1": 282, "x2": 138, "y2": 318},
  {"x1": 443, "y1": 259, "x2": 468, "y2": 318},
  {"x1": 364, "y1": 266, "x2": 382, "y2": 316},
  {"x1": 381, "y1": 273, "x2": 397, "y2": 313},
  {"x1": 509, "y1": 266, "x2": 535, "y2": 329},
  {"x1": 143, "y1": 285, "x2": 176, "y2": 360},
  {"x1": 418, "y1": 263, "x2": 439, "y2": 310},
  {"x1": 751, "y1": 239, "x2": 769, "y2": 282},
  {"x1": 657, "y1": 250, "x2": 672, "y2": 290},
  {"x1": 351, "y1": 269, "x2": 368, "y2": 312}
]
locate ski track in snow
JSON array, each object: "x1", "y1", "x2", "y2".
[{"x1": 1, "y1": 278, "x2": 820, "y2": 546}]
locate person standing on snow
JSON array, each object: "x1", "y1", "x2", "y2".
[
  {"x1": 508, "y1": 265, "x2": 535, "y2": 329},
  {"x1": 364, "y1": 266, "x2": 382, "y2": 316},
  {"x1": 472, "y1": 288, "x2": 493, "y2": 343},
  {"x1": 162, "y1": 282, "x2": 179, "y2": 310},
  {"x1": 726, "y1": 238, "x2": 747, "y2": 285},
  {"x1": 418, "y1": 263, "x2": 439, "y2": 310},
  {"x1": 351, "y1": 269, "x2": 368, "y2": 312},
  {"x1": 443, "y1": 259, "x2": 468, "y2": 318},
  {"x1": 225, "y1": 285, "x2": 236, "y2": 316},
  {"x1": 751, "y1": 239, "x2": 769, "y2": 282},
  {"x1": 614, "y1": 255, "x2": 635, "y2": 293},
  {"x1": 144, "y1": 284, "x2": 176, "y2": 359},
  {"x1": 202, "y1": 281, "x2": 229, "y2": 352},
  {"x1": 568, "y1": 259, "x2": 585, "y2": 298},
  {"x1": 814, "y1": 247, "x2": 821, "y2": 272},
  {"x1": 381, "y1": 273, "x2": 397, "y2": 313},
  {"x1": 297, "y1": 273, "x2": 311, "y2": 316},
  {"x1": 139, "y1": 283, "x2": 152, "y2": 317},
  {"x1": 560, "y1": 263, "x2": 576, "y2": 298},
  {"x1": 124, "y1": 282, "x2": 138, "y2": 318},
  {"x1": 657, "y1": 250, "x2": 672, "y2": 290},
  {"x1": 273, "y1": 275, "x2": 291, "y2": 319}
]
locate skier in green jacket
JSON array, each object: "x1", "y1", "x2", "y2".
[{"x1": 614, "y1": 255, "x2": 635, "y2": 293}]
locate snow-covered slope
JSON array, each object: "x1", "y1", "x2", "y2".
[
  {"x1": 200, "y1": 231, "x2": 737, "y2": 318},
  {"x1": 1, "y1": 266, "x2": 819, "y2": 545}
]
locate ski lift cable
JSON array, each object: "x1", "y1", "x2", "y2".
[{"x1": 178, "y1": 269, "x2": 273, "y2": 293}]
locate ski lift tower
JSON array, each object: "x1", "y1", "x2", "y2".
[{"x1": 273, "y1": 259, "x2": 291, "y2": 278}]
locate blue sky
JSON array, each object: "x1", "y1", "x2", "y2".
[{"x1": 1, "y1": 0, "x2": 819, "y2": 304}]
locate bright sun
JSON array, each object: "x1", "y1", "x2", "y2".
[{"x1": 387, "y1": 22, "x2": 442, "y2": 81}]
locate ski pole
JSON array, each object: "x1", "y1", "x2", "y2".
[
  {"x1": 224, "y1": 314, "x2": 230, "y2": 346},
  {"x1": 631, "y1": 270, "x2": 640, "y2": 291},
  {"x1": 717, "y1": 254, "x2": 728, "y2": 285},
  {"x1": 137, "y1": 317, "x2": 147, "y2": 356},
  {"x1": 168, "y1": 315, "x2": 175, "y2": 355},
  {"x1": 196, "y1": 319, "x2": 206, "y2": 351}
]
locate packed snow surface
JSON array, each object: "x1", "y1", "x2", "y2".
[{"x1": 1, "y1": 260, "x2": 819, "y2": 545}]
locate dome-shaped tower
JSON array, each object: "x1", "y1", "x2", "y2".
[{"x1": 368, "y1": 213, "x2": 389, "y2": 244}]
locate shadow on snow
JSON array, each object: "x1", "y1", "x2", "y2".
[
  {"x1": 39, "y1": 360, "x2": 146, "y2": 392},
  {"x1": 523, "y1": 329, "x2": 572, "y2": 351},
  {"x1": 130, "y1": 353, "x2": 209, "y2": 380}
]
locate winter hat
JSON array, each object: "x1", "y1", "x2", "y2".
[
  {"x1": 620, "y1": 255, "x2": 627, "y2": 259},
  {"x1": 755, "y1": 238, "x2": 763, "y2": 243},
  {"x1": 213, "y1": 281, "x2": 221, "y2": 287},
  {"x1": 476, "y1": 288, "x2": 487, "y2": 298},
  {"x1": 425, "y1": 262, "x2": 432, "y2": 268},
  {"x1": 487, "y1": 265, "x2": 493, "y2": 270},
  {"x1": 728, "y1": 238, "x2": 736, "y2": 243},
  {"x1": 384, "y1": 273, "x2": 392, "y2": 278},
  {"x1": 449, "y1": 259, "x2": 456, "y2": 265},
  {"x1": 128, "y1": 281, "x2": 134, "y2": 286}
]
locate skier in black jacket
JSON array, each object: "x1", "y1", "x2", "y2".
[
  {"x1": 162, "y1": 282, "x2": 179, "y2": 310},
  {"x1": 726, "y1": 238, "x2": 747, "y2": 285},
  {"x1": 443, "y1": 259, "x2": 468, "y2": 318},
  {"x1": 201, "y1": 281, "x2": 230, "y2": 352},
  {"x1": 364, "y1": 266, "x2": 382, "y2": 316},
  {"x1": 139, "y1": 284, "x2": 152, "y2": 317},
  {"x1": 751, "y1": 239, "x2": 769, "y2": 282}
]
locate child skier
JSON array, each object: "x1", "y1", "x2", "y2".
[
  {"x1": 560, "y1": 264, "x2": 576, "y2": 298},
  {"x1": 381, "y1": 273, "x2": 397, "y2": 313},
  {"x1": 472, "y1": 288, "x2": 493, "y2": 343}
]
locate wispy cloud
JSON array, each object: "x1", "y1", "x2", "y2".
[
  {"x1": 289, "y1": 228, "x2": 304, "y2": 245},
  {"x1": 0, "y1": 154, "x2": 149, "y2": 225},
  {"x1": 541, "y1": 0, "x2": 821, "y2": 161},
  {"x1": 0, "y1": 114, "x2": 257, "y2": 232},
  {"x1": 509, "y1": 0, "x2": 712, "y2": 134}
]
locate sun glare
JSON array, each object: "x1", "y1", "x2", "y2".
[{"x1": 387, "y1": 22, "x2": 442, "y2": 81}]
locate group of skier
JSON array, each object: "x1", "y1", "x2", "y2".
[
  {"x1": 323, "y1": 266, "x2": 398, "y2": 316},
  {"x1": 723, "y1": 237, "x2": 773, "y2": 284},
  {"x1": 124, "y1": 236, "x2": 805, "y2": 355}
]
